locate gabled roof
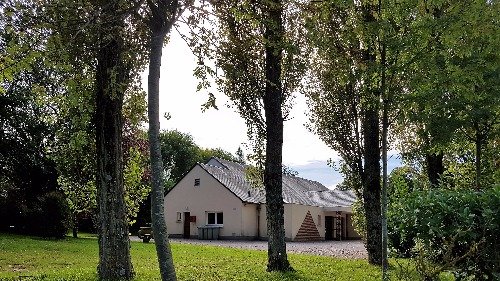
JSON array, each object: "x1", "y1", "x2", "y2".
[{"x1": 200, "y1": 157, "x2": 356, "y2": 209}]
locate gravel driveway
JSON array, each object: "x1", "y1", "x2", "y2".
[{"x1": 131, "y1": 237, "x2": 367, "y2": 259}]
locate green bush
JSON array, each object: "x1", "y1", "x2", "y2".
[
  {"x1": 389, "y1": 186, "x2": 500, "y2": 280},
  {"x1": 28, "y1": 191, "x2": 71, "y2": 238},
  {"x1": 387, "y1": 167, "x2": 422, "y2": 258}
]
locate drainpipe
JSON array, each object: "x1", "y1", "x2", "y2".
[{"x1": 256, "y1": 204, "x2": 261, "y2": 240}]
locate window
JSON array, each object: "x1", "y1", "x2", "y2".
[
  {"x1": 207, "y1": 212, "x2": 223, "y2": 225},
  {"x1": 318, "y1": 215, "x2": 322, "y2": 227},
  {"x1": 194, "y1": 178, "x2": 200, "y2": 186},
  {"x1": 176, "y1": 212, "x2": 182, "y2": 222}
]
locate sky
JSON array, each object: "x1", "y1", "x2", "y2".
[{"x1": 141, "y1": 29, "x2": 401, "y2": 189}]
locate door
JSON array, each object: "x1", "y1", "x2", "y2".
[
  {"x1": 325, "y1": 216, "x2": 334, "y2": 240},
  {"x1": 333, "y1": 216, "x2": 345, "y2": 240},
  {"x1": 183, "y1": 212, "x2": 190, "y2": 238}
]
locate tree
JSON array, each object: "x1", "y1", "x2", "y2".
[
  {"x1": 199, "y1": 147, "x2": 238, "y2": 164},
  {"x1": 157, "y1": 130, "x2": 238, "y2": 190},
  {"x1": 236, "y1": 146, "x2": 246, "y2": 164},
  {"x1": 159, "y1": 130, "x2": 202, "y2": 187},
  {"x1": 190, "y1": 0, "x2": 306, "y2": 271},
  {"x1": 0, "y1": 1, "x2": 68, "y2": 236},
  {"x1": 261, "y1": 0, "x2": 292, "y2": 271},
  {"x1": 303, "y1": 0, "x2": 382, "y2": 264},
  {"x1": 144, "y1": 0, "x2": 193, "y2": 279},
  {"x1": 44, "y1": 0, "x2": 148, "y2": 278},
  {"x1": 93, "y1": 2, "x2": 135, "y2": 278},
  {"x1": 395, "y1": 0, "x2": 500, "y2": 190},
  {"x1": 303, "y1": 0, "x2": 412, "y2": 267}
]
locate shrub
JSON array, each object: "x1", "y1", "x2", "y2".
[
  {"x1": 389, "y1": 186, "x2": 500, "y2": 280},
  {"x1": 29, "y1": 191, "x2": 71, "y2": 238}
]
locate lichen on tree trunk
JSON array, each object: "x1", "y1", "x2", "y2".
[
  {"x1": 94, "y1": 7, "x2": 134, "y2": 280},
  {"x1": 362, "y1": 106, "x2": 382, "y2": 266},
  {"x1": 148, "y1": 28, "x2": 177, "y2": 281},
  {"x1": 263, "y1": 0, "x2": 292, "y2": 272}
]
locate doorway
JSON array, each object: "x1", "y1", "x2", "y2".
[
  {"x1": 325, "y1": 216, "x2": 334, "y2": 240},
  {"x1": 183, "y1": 212, "x2": 190, "y2": 238},
  {"x1": 333, "y1": 216, "x2": 344, "y2": 240}
]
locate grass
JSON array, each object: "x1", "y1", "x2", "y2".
[{"x1": 0, "y1": 232, "x2": 383, "y2": 280}]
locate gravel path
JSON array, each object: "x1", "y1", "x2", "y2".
[{"x1": 131, "y1": 237, "x2": 367, "y2": 259}]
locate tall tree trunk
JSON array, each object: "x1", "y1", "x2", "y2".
[
  {"x1": 72, "y1": 213, "x2": 78, "y2": 238},
  {"x1": 263, "y1": 0, "x2": 292, "y2": 272},
  {"x1": 381, "y1": 44, "x2": 389, "y2": 279},
  {"x1": 475, "y1": 126, "x2": 482, "y2": 190},
  {"x1": 95, "y1": 17, "x2": 134, "y2": 279},
  {"x1": 362, "y1": 104, "x2": 382, "y2": 266},
  {"x1": 381, "y1": 109, "x2": 388, "y2": 278},
  {"x1": 360, "y1": 1, "x2": 382, "y2": 267},
  {"x1": 148, "y1": 29, "x2": 177, "y2": 281},
  {"x1": 426, "y1": 152, "x2": 444, "y2": 186}
]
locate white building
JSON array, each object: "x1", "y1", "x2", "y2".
[{"x1": 164, "y1": 158, "x2": 360, "y2": 241}]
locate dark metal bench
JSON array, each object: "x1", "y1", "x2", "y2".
[{"x1": 138, "y1": 226, "x2": 153, "y2": 243}]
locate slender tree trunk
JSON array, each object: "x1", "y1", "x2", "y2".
[
  {"x1": 95, "y1": 17, "x2": 134, "y2": 279},
  {"x1": 381, "y1": 44, "x2": 389, "y2": 279},
  {"x1": 72, "y1": 213, "x2": 78, "y2": 238},
  {"x1": 360, "y1": 1, "x2": 382, "y2": 266},
  {"x1": 362, "y1": 104, "x2": 382, "y2": 266},
  {"x1": 381, "y1": 117, "x2": 388, "y2": 278},
  {"x1": 148, "y1": 30, "x2": 177, "y2": 281},
  {"x1": 263, "y1": 0, "x2": 292, "y2": 272},
  {"x1": 426, "y1": 152, "x2": 444, "y2": 186},
  {"x1": 475, "y1": 128, "x2": 482, "y2": 190}
]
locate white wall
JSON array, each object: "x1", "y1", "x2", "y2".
[
  {"x1": 164, "y1": 164, "x2": 358, "y2": 240},
  {"x1": 257, "y1": 204, "x2": 324, "y2": 241},
  {"x1": 164, "y1": 165, "x2": 247, "y2": 238},
  {"x1": 241, "y1": 203, "x2": 258, "y2": 238},
  {"x1": 288, "y1": 204, "x2": 324, "y2": 240}
]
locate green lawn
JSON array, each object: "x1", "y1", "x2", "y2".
[{"x1": 0, "y1": 233, "x2": 383, "y2": 280}]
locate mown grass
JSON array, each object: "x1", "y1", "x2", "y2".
[{"x1": 0, "y1": 232, "x2": 383, "y2": 280}]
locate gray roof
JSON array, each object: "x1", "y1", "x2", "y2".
[{"x1": 200, "y1": 158, "x2": 356, "y2": 209}]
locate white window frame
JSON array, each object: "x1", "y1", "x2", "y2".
[
  {"x1": 206, "y1": 211, "x2": 223, "y2": 226},
  {"x1": 176, "y1": 212, "x2": 182, "y2": 222}
]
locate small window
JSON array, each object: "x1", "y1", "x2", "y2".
[
  {"x1": 194, "y1": 178, "x2": 200, "y2": 186},
  {"x1": 207, "y1": 212, "x2": 223, "y2": 225},
  {"x1": 318, "y1": 215, "x2": 322, "y2": 227},
  {"x1": 176, "y1": 212, "x2": 182, "y2": 222}
]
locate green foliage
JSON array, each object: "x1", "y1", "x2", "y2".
[
  {"x1": 0, "y1": 7, "x2": 64, "y2": 235},
  {"x1": 0, "y1": 233, "x2": 382, "y2": 280},
  {"x1": 58, "y1": 177, "x2": 96, "y2": 219},
  {"x1": 438, "y1": 139, "x2": 499, "y2": 190},
  {"x1": 1, "y1": 0, "x2": 153, "y2": 235},
  {"x1": 395, "y1": 0, "x2": 500, "y2": 188},
  {"x1": 124, "y1": 147, "x2": 150, "y2": 226},
  {"x1": 31, "y1": 191, "x2": 72, "y2": 238},
  {"x1": 159, "y1": 130, "x2": 237, "y2": 188},
  {"x1": 386, "y1": 167, "x2": 425, "y2": 258},
  {"x1": 389, "y1": 186, "x2": 500, "y2": 279},
  {"x1": 159, "y1": 130, "x2": 202, "y2": 187},
  {"x1": 188, "y1": 0, "x2": 306, "y2": 156}
]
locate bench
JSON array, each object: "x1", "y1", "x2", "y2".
[{"x1": 138, "y1": 226, "x2": 153, "y2": 243}]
